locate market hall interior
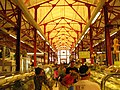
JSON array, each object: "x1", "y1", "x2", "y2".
[{"x1": 0, "y1": 0, "x2": 120, "y2": 90}]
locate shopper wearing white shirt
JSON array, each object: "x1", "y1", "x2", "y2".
[{"x1": 73, "y1": 65, "x2": 101, "y2": 90}]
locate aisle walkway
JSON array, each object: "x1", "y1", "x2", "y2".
[{"x1": 52, "y1": 82, "x2": 59, "y2": 90}]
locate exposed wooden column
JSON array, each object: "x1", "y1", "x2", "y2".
[
  {"x1": 81, "y1": 41, "x2": 85, "y2": 64},
  {"x1": 80, "y1": 23, "x2": 82, "y2": 33},
  {"x1": 76, "y1": 31, "x2": 79, "y2": 60},
  {"x1": 51, "y1": 51, "x2": 52, "y2": 64},
  {"x1": 16, "y1": 7, "x2": 21, "y2": 71},
  {"x1": 77, "y1": 31, "x2": 79, "y2": 40},
  {"x1": 103, "y1": 3, "x2": 112, "y2": 66},
  {"x1": 78, "y1": 44, "x2": 80, "y2": 59},
  {"x1": 34, "y1": 29, "x2": 37, "y2": 67},
  {"x1": 79, "y1": 24, "x2": 83, "y2": 62},
  {"x1": 66, "y1": 50, "x2": 67, "y2": 63},
  {"x1": 87, "y1": 5, "x2": 94, "y2": 64},
  {"x1": 75, "y1": 47, "x2": 77, "y2": 60},
  {"x1": 50, "y1": 38, "x2": 53, "y2": 64},
  {"x1": 53, "y1": 52, "x2": 54, "y2": 64},
  {"x1": 44, "y1": 24, "x2": 47, "y2": 64},
  {"x1": 48, "y1": 32, "x2": 50, "y2": 64},
  {"x1": 74, "y1": 38, "x2": 76, "y2": 59},
  {"x1": 33, "y1": 6, "x2": 38, "y2": 67},
  {"x1": 44, "y1": 41, "x2": 46, "y2": 64},
  {"x1": 53, "y1": 52, "x2": 55, "y2": 64}
]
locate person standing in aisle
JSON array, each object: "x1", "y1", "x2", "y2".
[
  {"x1": 34, "y1": 67, "x2": 52, "y2": 90},
  {"x1": 66, "y1": 60, "x2": 78, "y2": 74},
  {"x1": 53, "y1": 64, "x2": 59, "y2": 87},
  {"x1": 66, "y1": 60, "x2": 79, "y2": 90},
  {"x1": 73, "y1": 65, "x2": 101, "y2": 90},
  {"x1": 58, "y1": 64, "x2": 67, "y2": 90},
  {"x1": 58, "y1": 64, "x2": 66, "y2": 82},
  {"x1": 61, "y1": 71, "x2": 79, "y2": 88}
]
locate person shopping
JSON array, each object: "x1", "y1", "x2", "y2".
[
  {"x1": 61, "y1": 71, "x2": 78, "y2": 88},
  {"x1": 73, "y1": 65, "x2": 101, "y2": 90},
  {"x1": 66, "y1": 60, "x2": 78, "y2": 90},
  {"x1": 34, "y1": 67, "x2": 52, "y2": 90}
]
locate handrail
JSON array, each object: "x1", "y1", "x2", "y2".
[
  {"x1": 0, "y1": 76, "x2": 34, "y2": 89},
  {"x1": 101, "y1": 73, "x2": 120, "y2": 90},
  {"x1": 0, "y1": 71, "x2": 20, "y2": 77},
  {"x1": 0, "y1": 70, "x2": 35, "y2": 78},
  {"x1": 0, "y1": 72, "x2": 34, "y2": 87}
]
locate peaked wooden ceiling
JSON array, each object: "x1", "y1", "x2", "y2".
[{"x1": 23, "y1": 0, "x2": 99, "y2": 51}]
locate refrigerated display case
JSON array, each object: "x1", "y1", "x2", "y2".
[
  {"x1": 91, "y1": 70, "x2": 120, "y2": 90},
  {"x1": 0, "y1": 72, "x2": 35, "y2": 90},
  {"x1": 101, "y1": 73, "x2": 120, "y2": 90}
]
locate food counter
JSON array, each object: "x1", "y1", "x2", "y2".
[{"x1": 90, "y1": 66, "x2": 120, "y2": 90}]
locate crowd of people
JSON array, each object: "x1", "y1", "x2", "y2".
[{"x1": 33, "y1": 60, "x2": 101, "y2": 90}]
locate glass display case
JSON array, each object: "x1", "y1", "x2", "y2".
[
  {"x1": 91, "y1": 70, "x2": 120, "y2": 90},
  {"x1": 0, "y1": 72, "x2": 35, "y2": 90}
]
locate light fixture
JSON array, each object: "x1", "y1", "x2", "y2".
[
  {"x1": 92, "y1": 12, "x2": 101, "y2": 24},
  {"x1": 78, "y1": 40, "x2": 81, "y2": 44},
  {"x1": 85, "y1": 27, "x2": 90, "y2": 34},
  {"x1": 38, "y1": 49, "x2": 43, "y2": 53},
  {"x1": 97, "y1": 52, "x2": 102, "y2": 54},
  {"x1": 73, "y1": 48, "x2": 75, "y2": 51},
  {"x1": 110, "y1": 32, "x2": 117, "y2": 37},
  {"x1": 10, "y1": 34, "x2": 25, "y2": 43},
  {"x1": 21, "y1": 40, "x2": 25, "y2": 43},
  {"x1": 50, "y1": 46, "x2": 52, "y2": 48},
  {"x1": 76, "y1": 44, "x2": 78, "y2": 47},
  {"x1": 10, "y1": 34, "x2": 16, "y2": 39},
  {"x1": 37, "y1": 30, "x2": 45, "y2": 40},
  {"x1": 27, "y1": 52, "x2": 44, "y2": 55},
  {"x1": 93, "y1": 43, "x2": 99, "y2": 47},
  {"x1": 46, "y1": 42, "x2": 49, "y2": 45},
  {"x1": 81, "y1": 35, "x2": 84, "y2": 40}
]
